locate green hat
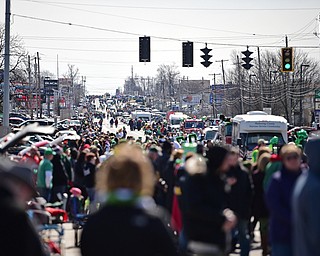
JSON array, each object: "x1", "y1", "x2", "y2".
[{"x1": 44, "y1": 147, "x2": 56, "y2": 156}]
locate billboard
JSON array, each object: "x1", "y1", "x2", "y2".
[
  {"x1": 180, "y1": 94, "x2": 202, "y2": 106},
  {"x1": 44, "y1": 79, "x2": 58, "y2": 96}
]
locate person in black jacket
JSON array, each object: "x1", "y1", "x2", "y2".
[
  {"x1": 51, "y1": 151, "x2": 68, "y2": 203},
  {"x1": 182, "y1": 146, "x2": 237, "y2": 255},
  {"x1": 81, "y1": 143, "x2": 177, "y2": 256},
  {"x1": 84, "y1": 153, "x2": 97, "y2": 213},
  {"x1": 227, "y1": 148, "x2": 254, "y2": 256},
  {"x1": 252, "y1": 153, "x2": 271, "y2": 256},
  {"x1": 74, "y1": 150, "x2": 88, "y2": 200},
  {"x1": 0, "y1": 158, "x2": 47, "y2": 256}
]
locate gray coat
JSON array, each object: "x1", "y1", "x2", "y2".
[{"x1": 292, "y1": 138, "x2": 320, "y2": 256}]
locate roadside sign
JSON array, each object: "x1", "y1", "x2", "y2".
[
  {"x1": 209, "y1": 92, "x2": 213, "y2": 104},
  {"x1": 315, "y1": 102, "x2": 320, "y2": 110},
  {"x1": 44, "y1": 79, "x2": 58, "y2": 96},
  {"x1": 315, "y1": 89, "x2": 320, "y2": 100}
]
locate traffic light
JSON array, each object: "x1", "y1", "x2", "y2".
[
  {"x1": 139, "y1": 36, "x2": 150, "y2": 62},
  {"x1": 241, "y1": 46, "x2": 253, "y2": 70},
  {"x1": 182, "y1": 41, "x2": 193, "y2": 67},
  {"x1": 200, "y1": 44, "x2": 212, "y2": 68},
  {"x1": 281, "y1": 47, "x2": 294, "y2": 72}
]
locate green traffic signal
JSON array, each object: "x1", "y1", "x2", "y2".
[{"x1": 281, "y1": 47, "x2": 294, "y2": 72}]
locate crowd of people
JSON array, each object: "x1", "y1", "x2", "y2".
[{"x1": 1, "y1": 109, "x2": 320, "y2": 256}]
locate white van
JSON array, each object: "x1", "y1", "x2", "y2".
[
  {"x1": 169, "y1": 112, "x2": 188, "y2": 129},
  {"x1": 232, "y1": 111, "x2": 288, "y2": 158},
  {"x1": 131, "y1": 111, "x2": 152, "y2": 123}
]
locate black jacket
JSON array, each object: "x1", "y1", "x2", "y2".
[
  {"x1": 227, "y1": 164, "x2": 254, "y2": 220},
  {"x1": 84, "y1": 162, "x2": 96, "y2": 188},
  {"x1": 74, "y1": 160, "x2": 85, "y2": 186},
  {"x1": 81, "y1": 204, "x2": 177, "y2": 256},
  {"x1": 252, "y1": 171, "x2": 269, "y2": 218},
  {"x1": 52, "y1": 154, "x2": 68, "y2": 187},
  {"x1": 182, "y1": 173, "x2": 228, "y2": 250},
  {"x1": 0, "y1": 187, "x2": 46, "y2": 256}
]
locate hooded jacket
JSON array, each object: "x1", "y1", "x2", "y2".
[
  {"x1": 182, "y1": 147, "x2": 229, "y2": 250},
  {"x1": 292, "y1": 138, "x2": 320, "y2": 256},
  {"x1": 266, "y1": 165, "x2": 301, "y2": 245},
  {"x1": 263, "y1": 154, "x2": 282, "y2": 191}
]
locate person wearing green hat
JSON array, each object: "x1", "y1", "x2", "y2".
[{"x1": 37, "y1": 147, "x2": 56, "y2": 201}]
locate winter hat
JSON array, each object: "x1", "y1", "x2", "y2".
[
  {"x1": 205, "y1": 146, "x2": 229, "y2": 173},
  {"x1": 70, "y1": 187, "x2": 82, "y2": 196}
]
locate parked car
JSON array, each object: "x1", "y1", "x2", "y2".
[
  {"x1": 13, "y1": 119, "x2": 54, "y2": 132},
  {"x1": 9, "y1": 117, "x2": 25, "y2": 127}
]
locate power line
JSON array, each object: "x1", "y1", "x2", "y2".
[
  {"x1": 18, "y1": 0, "x2": 320, "y2": 11},
  {"x1": 18, "y1": 0, "x2": 264, "y2": 36},
  {"x1": 25, "y1": 45, "x2": 179, "y2": 52},
  {"x1": 12, "y1": 13, "x2": 320, "y2": 49}
]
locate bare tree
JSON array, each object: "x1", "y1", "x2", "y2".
[
  {"x1": 0, "y1": 24, "x2": 28, "y2": 83},
  {"x1": 63, "y1": 64, "x2": 81, "y2": 105},
  {"x1": 41, "y1": 70, "x2": 55, "y2": 79},
  {"x1": 156, "y1": 64, "x2": 180, "y2": 98},
  {"x1": 226, "y1": 49, "x2": 320, "y2": 124}
]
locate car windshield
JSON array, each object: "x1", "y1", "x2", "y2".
[
  {"x1": 205, "y1": 130, "x2": 217, "y2": 140},
  {"x1": 140, "y1": 117, "x2": 150, "y2": 122},
  {"x1": 243, "y1": 133, "x2": 285, "y2": 151},
  {"x1": 185, "y1": 121, "x2": 204, "y2": 129},
  {"x1": 171, "y1": 119, "x2": 181, "y2": 125}
]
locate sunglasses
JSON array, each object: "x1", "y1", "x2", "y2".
[{"x1": 285, "y1": 154, "x2": 300, "y2": 161}]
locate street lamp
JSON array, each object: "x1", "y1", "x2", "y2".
[
  {"x1": 300, "y1": 64, "x2": 310, "y2": 125},
  {"x1": 249, "y1": 74, "x2": 256, "y2": 111}
]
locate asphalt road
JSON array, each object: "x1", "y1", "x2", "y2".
[{"x1": 63, "y1": 221, "x2": 263, "y2": 256}]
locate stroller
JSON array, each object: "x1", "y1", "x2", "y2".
[{"x1": 27, "y1": 193, "x2": 68, "y2": 255}]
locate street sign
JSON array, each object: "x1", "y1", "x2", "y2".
[
  {"x1": 315, "y1": 89, "x2": 320, "y2": 100},
  {"x1": 209, "y1": 92, "x2": 213, "y2": 104},
  {"x1": 315, "y1": 102, "x2": 320, "y2": 110},
  {"x1": 44, "y1": 79, "x2": 58, "y2": 96}
]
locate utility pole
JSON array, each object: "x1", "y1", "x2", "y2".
[
  {"x1": 37, "y1": 52, "x2": 42, "y2": 118},
  {"x1": 216, "y1": 59, "x2": 228, "y2": 115},
  {"x1": 34, "y1": 57, "x2": 38, "y2": 118},
  {"x1": 2, "y1": 0, "x2": 11, "y2": 134},
  {"x1": 284, "y1": 35, "x2": 291, "y2": 123},
  {"x1": 237, "y1": 55, "x2": 244, "y2": 114},
  {"x1": 249, "y1": 74, "x2": 256, "y2": 111},
  {"x1": 27, "y1": 55, "x2": 33, "y2": 119},
  {"x1": 56, "y1": 54, "x2": 59, "y2": 80},
  {"x1": 269, "y1": 70, "x2": 277, "y2": 111},
  {"x1": 257, "y1": 47, "x2": 263, "y2": 110},
  {"x1": 209, "y1": 73, "x2": 222, "y2": 118},
  {"x1": 131, "y1": 65, "x2": 134, "y2": 95},
  {"x1": 300, "y1": 64, "x2": 310, "y2": 125}
]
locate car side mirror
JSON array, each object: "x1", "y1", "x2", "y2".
[{"x1": 237, "y1": 138, "x2": 242, "y2": 146}]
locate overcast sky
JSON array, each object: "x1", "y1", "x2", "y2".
[{"x1": 1, "y1": 0, "x2": 320, "y2": 94}]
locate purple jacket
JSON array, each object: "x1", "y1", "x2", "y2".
[{"x1": 266, "y1": 167, "x2": 301, "y2": 244}]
